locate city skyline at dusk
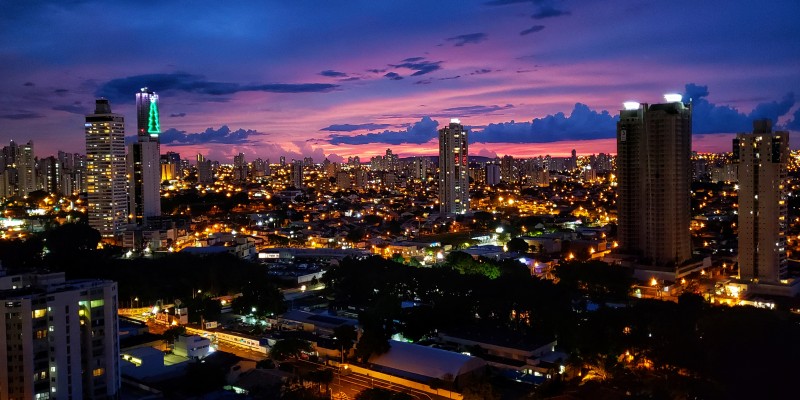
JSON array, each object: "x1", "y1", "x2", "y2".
[{"x1": 1, "y1": 0, "x2": 799, "y2": 160}]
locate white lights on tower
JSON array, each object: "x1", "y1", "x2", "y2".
[{"x1": 623, "y1": 101, "x2": 640, "y2": 110}]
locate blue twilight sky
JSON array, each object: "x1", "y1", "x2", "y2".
[{"x1": 0, "y1": 0, "x2": 799, "y2": 161}]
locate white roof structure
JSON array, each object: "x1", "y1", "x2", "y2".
[{"x1": 368, "y1": 340, "x2": 486, "y2": 382}]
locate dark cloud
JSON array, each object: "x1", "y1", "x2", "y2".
[
  {"x1": 95, "y1": 72, "x2": 338, "y2": 103},
  {"x1": 158, "y1": 125, "x2": 265, "y2": 145},
  {"x1": 384, "y1": 72, "x2": 403, "y2": 81},
  {"x1": 320, "y1": 70, "x2": 347, "y2": 77},
  {"x1": 682, "y1": 83, "x2": 795, "y2": 134},
  {"x1": 0, "y1": 111, "x2": 44, "y2": 120},
  {"x1": 532, "y1": 6, "x2": 570, "y2": 19},
  {"x1": 328, "y1": 117, "x2": 439, "y2": 145},
  {"x1": 340, "y1": 77, "x2": 361, "y2": 82},
  {"x1": 52, "y1": 102, "x2": 88, "y2": 115},
  {"x1": 367, "y1": 69, "x2": 386, "y2": 74},
  {"x1": 471, "y1": 69, "x2": 494, "y2": 75},
  {"x1": 169, "y1": 113, "x2": 187, "y2": 118},
  {"x1": 402, "y1": 57, "x2": 425, "y2": 62},
  {"x1": 23, "y1": 82, "x2": 34, "y2": 87},
  {"x1": 472, "y1": 103, "x2": 618, "y2": 143},
  {"x1": 438, "y1": 75, "x2": 461, "y2": 81},
  {"x1": 320, "y1": 123, "x2": 392, "y2": 132},
  {"x1": 443, "y1": 104, "x2": 514, "y2": 116},
  {"x1": 389, "y1": 59, "x2": 442, "y2": 76},
  {"x1": 520, "y1": 25, "x2": 545, "y2": 35},
  {"x1": 445, "y1": 33, "x2": 488, "y2": 47},
  {"x1": 414, "y1": 79, "x2": 433, "y2": 85}
]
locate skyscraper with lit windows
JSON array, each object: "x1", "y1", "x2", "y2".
[
  {"x1": 86, "y1": 99, "x2": 127, "y2": 239},
  {"x1": 127, "y1": 88, "x2": 161, "y2": 225},
  {"x1": 735, "y1": 120, "x2": 790, "y2": 287},
  {"x1": 616, "y1": 95, "x2": 691, "y2": 266},
  {"x1": 438, "y1": 119, "x2": 469, "y2": 214}
]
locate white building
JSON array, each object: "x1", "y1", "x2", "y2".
[
  {"x1": 0, "y1": 268, "x2": 120, "y2": 399},
  {"x1": 173, "y1": 334, "x2": 211, "y2": 360}
]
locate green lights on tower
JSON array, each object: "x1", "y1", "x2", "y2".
[{"x1": 147, "y1": 98, "x2": 160, "y2": 135}]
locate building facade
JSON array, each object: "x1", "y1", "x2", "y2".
[
  {"x1": 291, "y1": 160, "x2": 303, "y2": 189},
  {"x1": 0, "y1": 269, "x2": 120, "y2": 399},
  {"x1": 128, "y1": 88, "x2": 161, "y2": 225},
  {"x1": 438, "y1": 119, "x2": 469, "y2": 214},
  {"x1": 734, "y1": 119, "x2": 789, "y2": 284},
  {"x1": 86, "y1": 99, "x2": 127, "y2": 239},
  {"x1": 16, "y1": 141, "x2": 37, "y2": 196},
  {"x1": 616, "y1": 97, "x2": 692, "y2": 266}
]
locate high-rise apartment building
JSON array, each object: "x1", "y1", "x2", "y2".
[
  {"x1": 291, "y1": 160, "x2": 303, "y2": 188},
  {"x1": 0, "y1": 268, "x2": 120, "y2": 399},
  {"x1": 37, "y1": 156, "x2": 61, "y2": 193},
  {"x1": 734, "y1": 120, "x2": 789, "y2": 284},
  {"x1": 86, "y1": 99, "x2": 127, "y2": 239},
  {"x1": 16, "y1": 141, "x2": 36, "y2": 196},
  {"x1": 411, "y1": 156, "x2": 430, "y2": 181},
  {"x1": 233, "y1": 153, "x2": 247, "y2": 182},
  {"x1": 438, "y1": 119, "x2": 469, "y2": 214},
  {"x1": 128, "y1": 88, "x2": 161, "y2": 225},
  {"x1": 197, "y1": 154, "x2": 213, "y2": 184},
  {"x1": 616, "y1": 96, "x2": 691, "y2": 266},
  {"x1": 500, "y1": 155, "x2": 517, "y2": 184}
]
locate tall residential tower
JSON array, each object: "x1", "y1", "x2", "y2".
[
  {"x1": 438, "y1": 119, "x2": 469, "y2": 214},
  {"x1": 86, "y1": 99, "x2": 127, "y2": 239},
  {"x1": 616, "y1": 95, "x2": 692, "y2": 266},
  {"x1": 734, "y1": 120, "x2": 789, "y2": 286},
  {"x1": 0, "y1": 269, "x2": 120, "y2": 399},
  {"x1": 127, "y1": 88, "x2": 161, "y2": 225}
]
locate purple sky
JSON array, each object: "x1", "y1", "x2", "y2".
[{"x1": 1, "y1": 0, "x2": 799, "y2": 162}]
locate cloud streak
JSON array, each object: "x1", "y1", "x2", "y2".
[
  {"x1": 445, "y1": 32, "x2": 488, "y2": 47},
  {"x1": 0, "y1": 111, "x2": 44, "y2": 120},
  {"x1": 320, "y1": 70, "x2": 348, "y2": 77},
  {"x1": 532, "y1": 6, "x2": 570, "y2": 19},
  {"x1": 443, "y1": 104, "x2": 514, "y2": 116},
  {"x1": 520, "y1": 25, "x2": 545, "y2": 35},
  {"x1": 95, "y1": 73, "x2": 339, "y2": 103},
  {"x1": 389, "y1": 59, "x2": 443, "y2": 76},
  {"x1": 320, "y1": 123, "x2": 392, "y2": 132}
]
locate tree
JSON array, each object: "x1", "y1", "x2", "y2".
[
  {"x1": 162, "y1": 326, "x2": 187, "y2": 346},
  {"x1": 304, "y1": 369, "x2": 334, "y2": 394},
  {"x1": 270, "y1": 338, "x2": 313, "y2": 361},
  {"x1": 461, "y1": 379, "x2": 499, "y2": 400},
  {"x1": 44, "y1": 222, "x2": 101, "y2": 268},
  {"x1": 185, "y1": 295, "x2": 222, "y2": 324},
  {"x1": 554, "y1": 260, "x2": 633, "y2": 303},
  {"x1": 332, "y1": 324, "x2": 358, "y2": 362},
  {"x1": 505, "y1": 237, "x2": 529, "y2": 253},
  {"x1": 354, "y1": 326, "x2": 390, "y2": 363},
  {"x1": 233, "y1": 280, "x2": 286, "y2": 318}
]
